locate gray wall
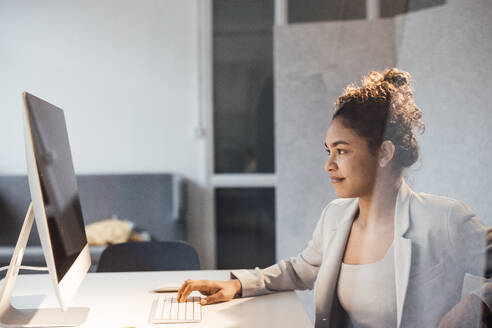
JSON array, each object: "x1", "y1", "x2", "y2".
[
  {"x1": 395, "y1": 0, "x2": 492, "y2": 218},
  {"x1": 275, "y1": 0, "x2": 492, "y2": 321}
]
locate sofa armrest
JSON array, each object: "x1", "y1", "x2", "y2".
[{"x1": 0, "y1": 245, "x2": 108, "y2": 270}]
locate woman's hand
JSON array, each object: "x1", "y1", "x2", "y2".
[{"x1": 177, "y1": 279, "x2": 242, "y2": 305}]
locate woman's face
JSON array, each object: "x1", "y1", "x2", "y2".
[{"x1": 324, "y1": 117, "x2": 380, "y2": 198}]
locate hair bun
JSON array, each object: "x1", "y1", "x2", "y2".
[
  {"x1": 383, "y1": 68, "x2": 410, "y2": 88},
  {"x1": 387, "y1": 74, "x2": 407, "y2": 87}
]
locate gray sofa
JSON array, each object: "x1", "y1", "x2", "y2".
[{"x1": 0, "y1": 174, "x2": 186, "y2": 272}]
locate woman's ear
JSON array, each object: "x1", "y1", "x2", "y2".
[{"x1": 379, "y1": 140, "x2": 396, "y2": 168}]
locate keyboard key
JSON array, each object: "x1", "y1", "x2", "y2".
[
  {"x1": 150, "y1": 295, "x2": 202, "y2": 324},
  {"x1": 194, "y1": 297, "x2": 201, "y2": 320},
  {"x1": 170, "y1": 297, "x2": 179, "y2": 320},
  {"x1": 178, "y1": 300, "x2": 186, "y2": 320},
  {"x1": 154, "y1": 296, "x2": 165, "y2": 320},
  {"x1": 162, "y1": 296, "x2": 172, "y2": 319},
  {"x1": 186, "y1": 298, "x2": 194, "y2": 320}
]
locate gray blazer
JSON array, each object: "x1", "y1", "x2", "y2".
[{"x1": 232, "y1": 179, "x2": 492, "y2": 327}]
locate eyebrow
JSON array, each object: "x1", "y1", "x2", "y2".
[{"x1": 324, "y1": 140, "x2": 350, "y2": 148}]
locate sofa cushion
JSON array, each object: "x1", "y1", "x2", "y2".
[{"x1": 0, "y1": 174, "x2": 186, "y2": 267}]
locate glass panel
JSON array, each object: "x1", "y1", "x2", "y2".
[
  {"x1": 216, "y1": 188, "x2": 275, "y2": 269},
  {"x1": 277, "y1": 0, "x2": 490, "y2": 322},
  {"x1": 288, "y1": 0, "x2": 447, "y2": 22},
  {"x1": 288, "y1": 0, "x2": 366, "y2": 23},
  {"x1": 380, "y1": 0, "x2": 446, "y2": 18},
  {"x1": 213, "y1": 0, "x2": 275, "y2": 173}
]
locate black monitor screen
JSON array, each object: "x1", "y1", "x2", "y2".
[{"x1": 25, "y1": 93, "x2": 87, "y2": 282}]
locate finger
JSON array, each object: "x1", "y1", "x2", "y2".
[
  {"x1": 179, "y1": 284, "x2": 193, "y2": 303},
  {"x1": 201, "y1": 291, "x2": 225, "y2": 305},
  {"x1": 179, "y1": 280, "x2": 218, "y2": 302},
  {"x1": 179, "y1": 280, "x2": 208, "y2": 302},
  {"x1": 177, "y1": 279, "x2": 191, "y2": 301}
]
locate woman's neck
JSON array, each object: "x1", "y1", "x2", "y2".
[{"x1": 356, "y1": 176, "x2": 402, "y2": 231}]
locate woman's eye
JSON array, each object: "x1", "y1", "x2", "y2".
[{"x1": 325, "y1": 149, "x2": 347, "y2": 155}]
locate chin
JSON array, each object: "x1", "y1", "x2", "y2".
[
  {"x1": 334, "y1": 188, "x2": 348, "y2": 198},
  {"x1": 336, "y1": 191, "x2": 353, "y2": 198},
  {"x1": 334, "y1": 186, "x2": 357, "y2": 199}
]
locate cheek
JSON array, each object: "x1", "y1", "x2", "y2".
[
  {"x1": 337, "y1": 155, "x2": 360, "y2": 173},
  {"x1": 357, "y1": 160, "x2": 380, "y2": 188},
  {"x1": 340, "y1": 155, "x2": 377, "y2": 179}
]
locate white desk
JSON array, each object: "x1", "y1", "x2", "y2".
[{"x1": 4, "y1": 270, "x2": 313, "y2": 328}]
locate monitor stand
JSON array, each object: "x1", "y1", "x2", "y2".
[{"x1": 0, "y1": 203, "x2": 89, "y2": 327}]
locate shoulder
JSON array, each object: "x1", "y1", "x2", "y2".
[
  {"x1": 411, "y1": 191, "x2": 458, "y2": 212},
  {"x1": 319, "y1": 198, "x2": 357, "y2": 231},
  {"x1": 411, "y1": 191, "x2": 470, "y2": 214},
  {"x1": 409, "y1": 191, "x2": 475, "y2": 229}
]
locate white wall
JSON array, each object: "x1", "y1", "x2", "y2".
[
  {"x1": 0, "y1": 0, "x2": 214, "y2": 268},
  {"x1": 0, "y1": 0, "x2": 199, "y2": 176}
]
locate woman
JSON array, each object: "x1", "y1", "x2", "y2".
[{"x1": 177, "y1": 68, "x2": 492, "y2": 327}]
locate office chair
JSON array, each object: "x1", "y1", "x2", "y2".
[{"x1": 96, "y1": 241, "x2": 200, "y2": 272}]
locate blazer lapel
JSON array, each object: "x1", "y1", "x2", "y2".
[
  {"x1": 318, "y1": 181, "x2": 414, "y2": 328},
  {"x1": 316, "y1": 199, "x2": 358, "y2": 326},
  {"x1": 393, "y1": 179, "x2": 413, "y2": 328}
]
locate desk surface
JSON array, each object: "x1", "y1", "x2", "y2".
[{"x1": 5, "y1": 270, "x2": 313, "y2": 328}]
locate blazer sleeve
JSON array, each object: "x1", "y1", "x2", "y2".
[
  {"x1": 447, "y1": 200, "x2": 492, "y2": 307},
  {"x1": 230, "y1": 203, "x2": 330, "y2": 297},
  {"x1": 447, "y1": 200, "x2": 492, "y2": 277}
]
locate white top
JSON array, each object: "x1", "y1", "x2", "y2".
[{"x1": 337, "y1": 243, "x2": 397, "y2": 328}]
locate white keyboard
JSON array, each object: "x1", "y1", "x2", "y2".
[{"x1": 150, "y1": 295, "x2": 202, "y2": 324}]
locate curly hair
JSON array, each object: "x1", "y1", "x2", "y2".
[{"x1": 332, "y1": 68, "x2": 425, "y2": 172}]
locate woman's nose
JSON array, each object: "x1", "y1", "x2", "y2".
[{"x1": 325, "y1": 156, "x2": 336, "y2": 172}]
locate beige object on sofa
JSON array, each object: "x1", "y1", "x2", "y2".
[{"x1": 85, "y1": 219, "x2": 135, "y2": 246}]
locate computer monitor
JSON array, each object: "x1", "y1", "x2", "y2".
[{"x1": 0, "y1": 92, "x2": 91, "y2": 327}]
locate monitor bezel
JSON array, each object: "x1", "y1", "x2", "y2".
[{"x1": 22, "y1": 92, "x2": 91, "y2": 311}]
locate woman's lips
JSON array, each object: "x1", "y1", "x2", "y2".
[{"x1": 331, "y1": 177, "x2": 345, "y2": 183}]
